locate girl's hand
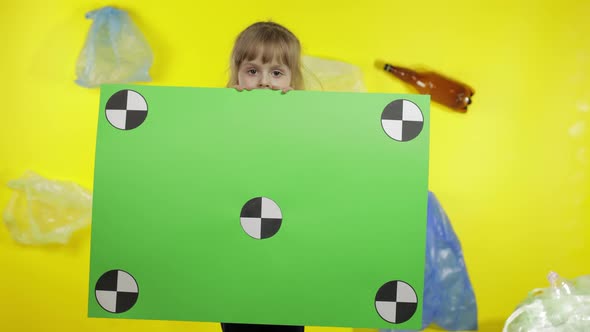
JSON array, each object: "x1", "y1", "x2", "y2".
[
  {"x1": 234, "y1": 85, "x2": 292, "y2": 94},
  {"x1": 273, "y1": 86, "x2": 293, "y2": 94},
  {"x1": 233, "y1": 84, "x2": 249, "y2": 92}
]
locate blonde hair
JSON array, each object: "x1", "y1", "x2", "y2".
[{"x1": 227, "y1": 21, "x2": 304, "y2": 90}]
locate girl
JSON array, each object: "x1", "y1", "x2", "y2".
[
  {"x1": 220, "y1": 21, "x2": 305, "y2": 332},
  {"x1": 227, "y1": 21, "x2": 304, "y2": 93}
]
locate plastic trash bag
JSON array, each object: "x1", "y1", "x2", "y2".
[
  {"x1": 302, "y1": 55, "x2": 367, "y2": 92},
  {"x1": 75, "y1": 6, "x2": 153, "y2": 88},
  {"x1": 381, "y1": 191, "x2": 478, "y2": 332},
  {"x1": 2, "y1": 171, "x2": 92, "y2": 245},
  {"x1": 503, "y1": 271, "x2": 590, "y2": 332}
]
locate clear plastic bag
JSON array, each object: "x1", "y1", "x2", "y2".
[
  {"x1": 503, "y1": 271, "x2": 590, "y2": 331},
  {"x1": 302, "y1": 55, "x2": 367, "y2": 92},
  {"x1": 75, "y1": 6, "x2": 153, "y2": 88},
  {"x1": 381, "y1": 191, "x2": 478, "y2": 332},
  {"x1": 2, "y1": 171, "x2": 92, "y2": 245}
]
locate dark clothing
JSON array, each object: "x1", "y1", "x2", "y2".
[{"x1": 220, "y1": 323, "x2": 304, "y2": 332}]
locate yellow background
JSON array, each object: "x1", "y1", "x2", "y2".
[{"x1": 1, "y1": 0, "x2": 588, "y2": 331}]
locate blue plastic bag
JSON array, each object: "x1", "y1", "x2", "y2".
[
  {"x1": 75, "y1": 6, "x2": 153, "y2": 88},
  {"x1": 381, "y1": 191, "x2": 478, "y2": 332}
]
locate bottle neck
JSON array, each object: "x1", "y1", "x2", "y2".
[{"x1": 384, "y1": 64, "x2": 420, "y2": 84}]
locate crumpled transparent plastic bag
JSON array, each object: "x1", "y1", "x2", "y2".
[
  {"x1": 75, "y1": 6, "x2": 153, "y2": 88},
  {"x1": 503, "y1": 271, "x2": 590, "y2": 332},
  {"x1": 302, "y1": 55, "x2": 367, "y2": 92},
  {"x1": 2, "y1": 171, "x2": 92, "y2": 245},
  {"x1": 382, "y1": 191, "x2": 478, "y2": 332}
]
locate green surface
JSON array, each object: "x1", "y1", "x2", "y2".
[{"x1": 88, "y1": 84, "x2": 430, "y2": 329}]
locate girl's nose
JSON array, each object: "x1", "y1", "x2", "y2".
[{"x1": 259, "y1": 75, "x2": 271, "y2": 88}]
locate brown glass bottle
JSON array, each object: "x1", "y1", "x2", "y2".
[{"x1": 376, "y1": 61, "x2": 475, "y2": 112}]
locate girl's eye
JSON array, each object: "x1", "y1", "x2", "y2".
[
  {"x1": 248, "y1": 69, "x2": 257, "y2": 75},
  {"x1": 272, "y1": 70, "x2": 283, "y2": 77}
]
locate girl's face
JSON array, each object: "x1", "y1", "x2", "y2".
[{"x1": 237, "y1": 54, "x2": 292, "y2": 90}]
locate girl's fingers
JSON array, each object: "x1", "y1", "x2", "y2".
[{"x1": 234, "y1": 85, "x2": 292, "y2": 93}]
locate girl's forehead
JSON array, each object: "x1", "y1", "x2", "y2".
[
  {"x1": 243, "y1": 54, "x2": 287, "y2": 67},
  {"x1": 244, "y1": 44, "x2": 288, "y2": 64}
]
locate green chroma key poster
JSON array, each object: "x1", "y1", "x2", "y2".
[{"x1": 87, "y1": 84, "x2": 430, "y2": 330}]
